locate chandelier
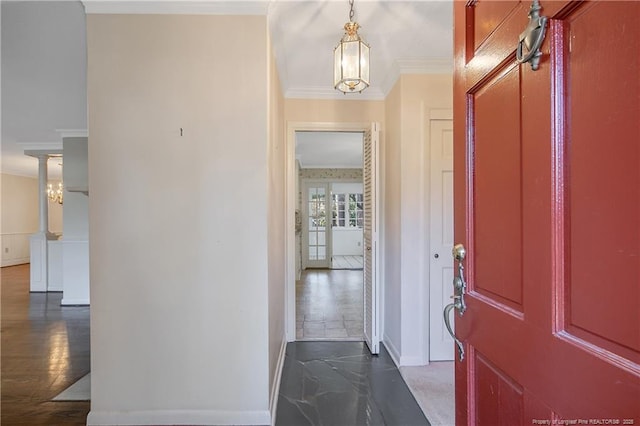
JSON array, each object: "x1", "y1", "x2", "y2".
[
  {"x1": 333, "y1": 0, "x2": 370, "y2": 93},
  {"x1": 47, "y1": 182, "x2": 63, "y2": 205}
]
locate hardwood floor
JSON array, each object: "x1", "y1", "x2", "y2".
[
  {"x1": 296, "y1": 269, "x2": 364, "y2": 340},
  {"x1": 1, "y1": 264, "x2": 90, "y2": 425}
]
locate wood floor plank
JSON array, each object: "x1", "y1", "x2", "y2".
[{"x1": 1, "y1": 264, "x2": 90, "y2": 425}]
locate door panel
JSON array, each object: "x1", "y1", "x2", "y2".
[
  {"x1": 564, "y1": 2, "x2": 640, "y2": 359},
  {"x1": 473, "y1": 1, "x2": 520, "y2": 51},
  {"x1": 473, "y1": 64, "x2": 523, "y2": 310},
  {"x1": 454, "y1": 1, "x2": 640, "y2": 424},
  {"x1": 475, "y1": 351, "x2": 523, "y2": 426}
]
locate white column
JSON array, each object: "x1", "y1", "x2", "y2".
[
  {"x1": 37, "y1": 155, "x2": 50, "y2": 234},
  {"x1": 30, "y1": 154, "x2": 55, "y2": 292}
]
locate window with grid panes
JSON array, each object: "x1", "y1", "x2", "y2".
[{"x1": 332, "y1": 192, "x2": 363, "y2": 228}]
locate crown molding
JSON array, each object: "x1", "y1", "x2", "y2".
[
  {"x1": 18, "y1": 141, "x2": 64, "y2": 152},
  {"x1": 285, "y1": 58, "x2": 452, "y2": 101},
  {"x1": 82, "y1": 1, "x2": 270, "y2": 15},
  {"x1": 56, "y1": 129, "x2": 88, "y2": 139},
  {"x1": 23, "y1": 149, "x2": 64, "y2": 158},
  {"x1": 284, "y1": 86, "x2": 386, "y2": 101}
]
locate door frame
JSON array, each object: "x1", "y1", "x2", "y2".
[
  {"x1": 427, "y1": 109, "x2": 454, "y2": 361},
  {"x1": 285, "y1": 121, "x2": 378, "y2": 342}
]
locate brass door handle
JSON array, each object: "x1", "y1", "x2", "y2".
[
  {"x1": 444, "y1": 302, "x2": 465, "y2": 362},
  {"x1": 452, "y1": 244, "x2": 467, "y2": 315},
  {"x1": 443, "y1": 243, "x2": 468, "y2": 361}
]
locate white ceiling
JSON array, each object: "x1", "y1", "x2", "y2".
[
  {"x1": 268, "y1": 0, "x2": 453, "y2": 98},
  {"x1": 1, "y1": 0, "x2": 453, "y2": 178},
  {"x1": 296, "y1": 131, "x2": 363, "y2": 168},
  {"x1": 1, "y1": 1, "x2": 87, "y2": 179}
]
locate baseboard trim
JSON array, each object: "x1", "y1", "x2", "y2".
[
  {"x1": 269, "y1": 337, "x2": 287, "y2": 425},
  {"x1": 382, "y1": 337, "x2": 426, "y2": 367},
  {"x1": 1, "y1": 259, "x2": 29, "y2": 268},
  {"x1": 87, "y1": 409, "x2": 271, "y2": 425},
  {"x1": 383, "y1": 335, "x2": 401, "y2": 368},
  {"x1": 61, "y1": 298, "x2": 90, "y2": 306},
  {"x1": 399, "y1": 355, "x2": 427, "y2": 366}
]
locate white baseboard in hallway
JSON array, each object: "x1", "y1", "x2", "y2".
[{"x1": 400, "y1": 362, "x2": 455, "y2": 426}]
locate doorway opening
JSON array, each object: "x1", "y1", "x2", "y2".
[
  {"x1": 295, "y1": 131, "x2": 365, "y2": 341},
  {"x1": 286, "y1": 122, "x2": 380, "y2": 354}
]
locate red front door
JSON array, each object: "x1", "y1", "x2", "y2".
[{"x1": 453, "y1": 1, "x2": 640, "y2": 424}]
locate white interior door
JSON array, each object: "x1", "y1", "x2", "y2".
[
  {"x1": 303, "y1": 182, "x2": 331, "y2": 269},
  {"x1": 363, "y1": 123, "x2": 380, "y2": 354},
  {"x1": 428, "y1": 118, "x2": 454, "y2": 361}
]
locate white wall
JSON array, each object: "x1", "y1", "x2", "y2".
[
  {"x1": 0, "y1": 173, "x2": 62, "y2": 266},
  {"x1": 87, "y1": 14, "x2": 271, "y2": 425},
  {"x1": 331, "y1": 182, "x2": 364, "y2": 256},
  {"x1": 1, "y1": 173, "x2": 37, "y2": 266},
  {"x1": 332, "y1": 182, "x2": 362, "y2": 194},
  {"x1": 62, "y1": 136, "x2": 89, "y2": 305},
  {"x1": 332, "y1": 229, "x2": 363, "y2": 256},
  {"x1": 383, "y1": 81, "x2": 403, "y2": 361},
  {"x1": 266, "y1": 27, "x2": 286, "y2": 421}
]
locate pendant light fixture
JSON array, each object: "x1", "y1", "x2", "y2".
[{"x1": 333, "y1": 0, "x2": 370, "y2": 94}]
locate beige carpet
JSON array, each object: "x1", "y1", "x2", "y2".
[{"x1": 401, "y1": 362, "x2": 455, "y2": 426}]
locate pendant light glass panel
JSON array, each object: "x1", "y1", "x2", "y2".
[
  {"x1": 360, "y1": 43, "x2": 369, "y2": 85},
  {"x1": 334, "y1": 33, "x2": 370, "y2": 93}
]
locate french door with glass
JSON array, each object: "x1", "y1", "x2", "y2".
[{"x1": 303, "y1": 182, "x2": 331, "y2": 269}]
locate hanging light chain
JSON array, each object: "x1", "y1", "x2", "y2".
[{"x1": 334, "y1": 0, "x2": 370, "y2": 94}]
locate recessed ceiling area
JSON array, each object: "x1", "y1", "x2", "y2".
[{"x1": 296, "y1": 131, "x2": 363, "y2": 169}]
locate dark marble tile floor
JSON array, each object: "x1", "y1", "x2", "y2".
[
  {"x1": 1, "y1": 264, "x2": 90, "y2": 425},
  {"x1": 276, "y1": 341, "x2": 430, "y2": 426}
]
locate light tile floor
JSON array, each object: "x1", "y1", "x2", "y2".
[{"x1": 296, "y1": 269, "x2": 364, "y2": 340}]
